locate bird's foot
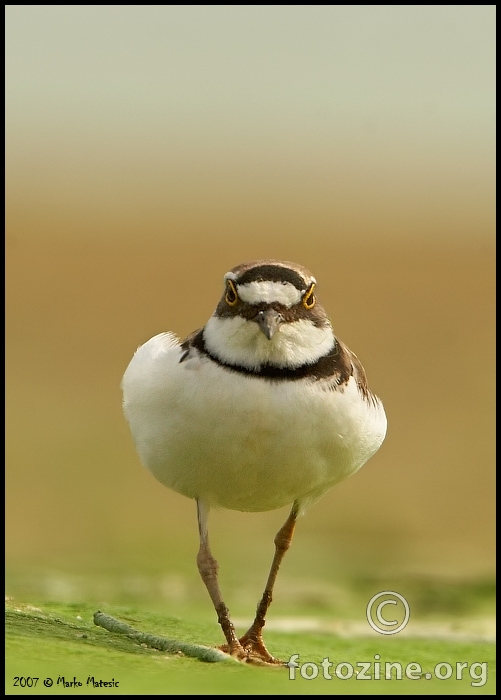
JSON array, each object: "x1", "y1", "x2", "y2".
[
  {"x1": 239, "y1": 632, "x2": 284, "y2": 665},
  {"x1": 218, "y1": 633, "x2": 284, "y2": 665}
]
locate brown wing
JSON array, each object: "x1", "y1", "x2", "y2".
[{"x1": 336, "y1": 339, "x2": 379, "y2": 406}]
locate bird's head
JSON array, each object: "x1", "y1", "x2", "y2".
[{"x1": 203, "y1": 260, "x2": 335, "y2": 371}]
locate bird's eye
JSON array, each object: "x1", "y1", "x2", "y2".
[
  {"x1": 303, "y1": 283, "x2": 316, "y2": 309},
  {"x1": 225, "y1": 279, "x2": 239, "y2": 306}
]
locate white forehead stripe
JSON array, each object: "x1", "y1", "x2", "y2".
[{"x1": 236, "y1": 281, "x2": 304, "y2": 307}]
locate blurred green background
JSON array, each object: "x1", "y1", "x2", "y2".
[{"x1": 6, "y1": 5, "x2": 495, "y2": 632}]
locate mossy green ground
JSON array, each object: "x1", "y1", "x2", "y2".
[{"x1": 6, "y1": 599, "x2": 495, "y2": 695}]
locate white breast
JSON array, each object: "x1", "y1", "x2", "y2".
[{"x1": 122, "y1": 333, "x2": 387, "y2": 512}]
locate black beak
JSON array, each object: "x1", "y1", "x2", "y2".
[{"x1": 255, "y1": 308, "x2": 284, "y2": 340}]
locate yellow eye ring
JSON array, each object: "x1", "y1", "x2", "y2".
[
  {"x1": 225, "y1": 279, "x2": 239, "y2": 306},
  {"x1": 303, "y1": 283, "x2": 316, "y2": 309}
]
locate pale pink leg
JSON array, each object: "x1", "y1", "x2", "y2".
[
  {"x1": 238, "y1": 503, "x2": 298, "y2": 663},
  {"x1": 196, "y1": 500, "x2": 245, "y2": 658}
]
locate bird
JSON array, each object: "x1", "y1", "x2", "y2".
[{"x1": 121, "y1": 259, "x2": 387, "y2": 664}]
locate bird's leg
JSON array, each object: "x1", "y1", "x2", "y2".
[
  {"x1": 239, "y1": 502, "x2": 299, "y2": 663},
  {"x1": 196, "y1": 499, "x2": 245, "y2": 659}
]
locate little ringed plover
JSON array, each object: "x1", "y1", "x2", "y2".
[{"x1": 122, "y1": 259, "x2": 387, "y2": 664}]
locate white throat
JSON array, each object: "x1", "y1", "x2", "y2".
[{"x1": 203, "y1": 315, "x2": 335, "y2": 370}]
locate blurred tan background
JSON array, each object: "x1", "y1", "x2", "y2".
[{"x1": 6, "y1": 6, "x2": 495, "y2": 611}]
